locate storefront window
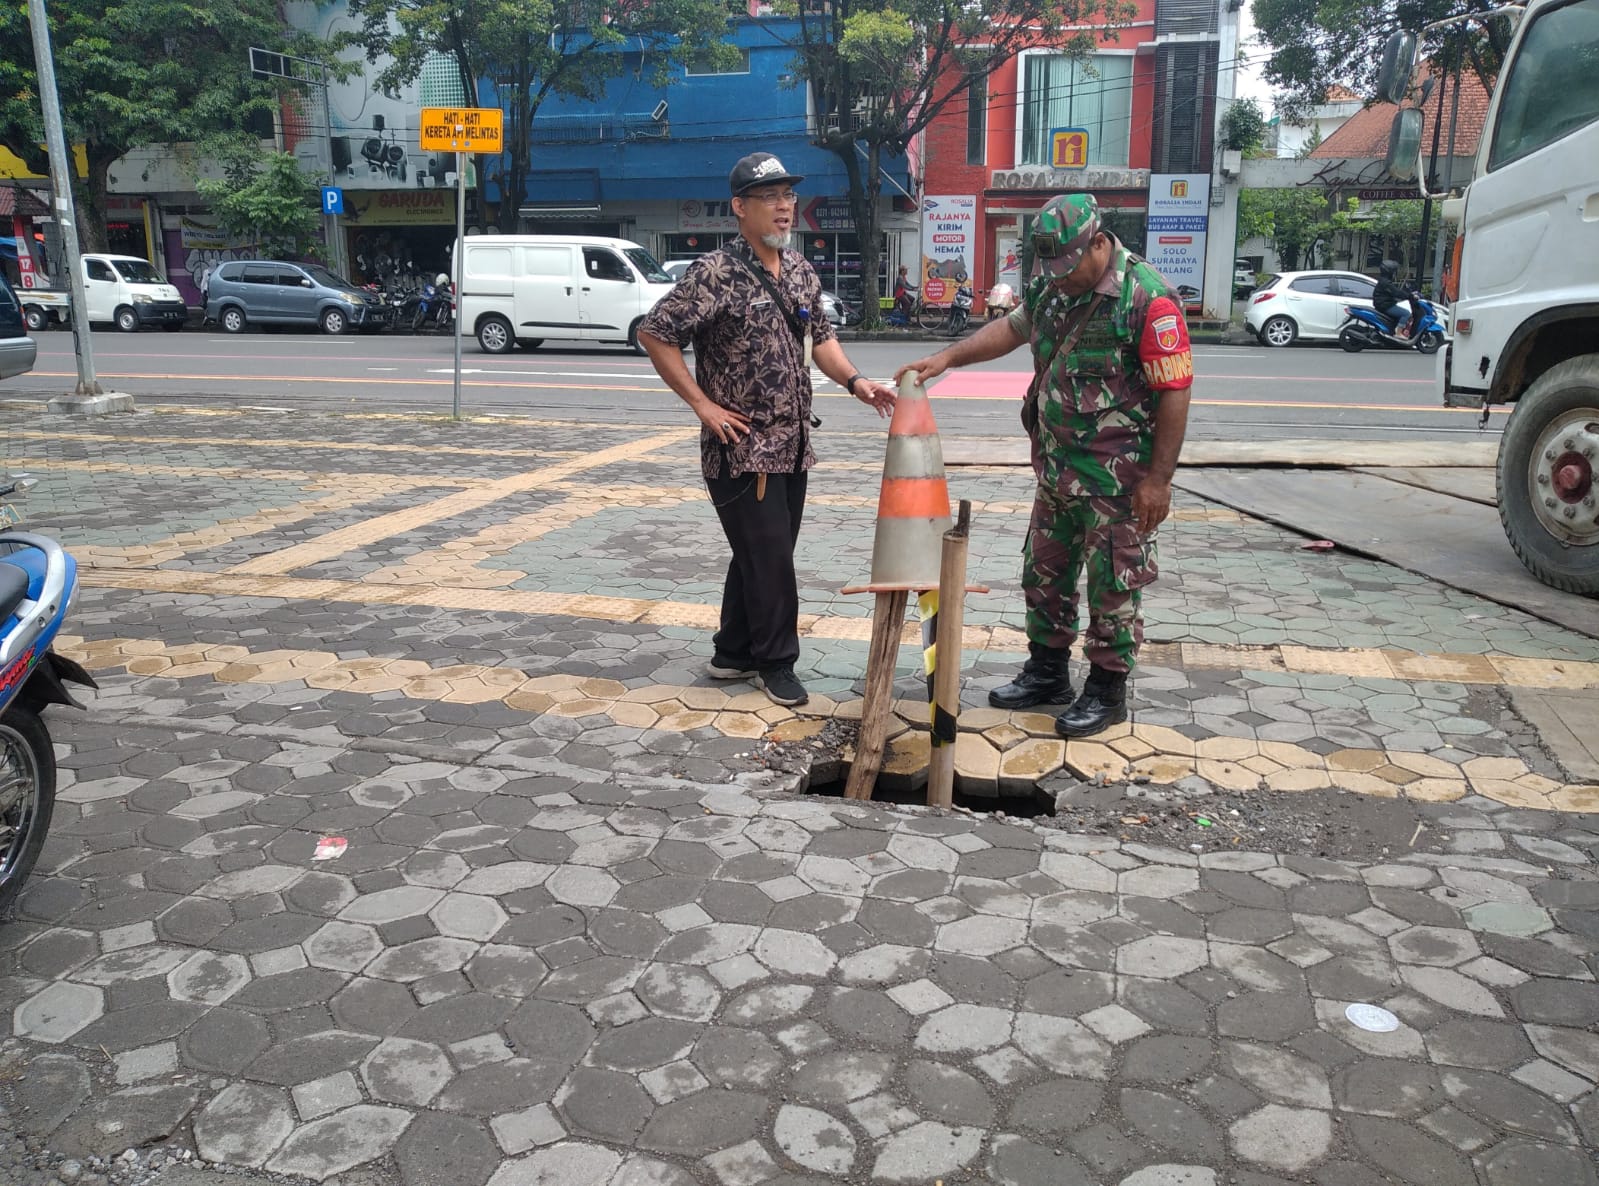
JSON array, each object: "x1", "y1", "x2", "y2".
[
  {"x1": 1020, "y1": 54, "x2": 1133, "y2": 167},
  {"x1": 804, "y1": 232, "x2": 888, "y2": 303}
]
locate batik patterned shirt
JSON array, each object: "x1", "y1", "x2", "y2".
[
  {"x1": 1008, "y1": 237, "x2": 1193, "y2": 498},
  {"x1": 640, "y1": 237, "x2": 836, "y2": 480}
]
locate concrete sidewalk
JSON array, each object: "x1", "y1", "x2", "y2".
[{"x1": 1, "y1": 405, "x2": 1596, "y2": 1185}]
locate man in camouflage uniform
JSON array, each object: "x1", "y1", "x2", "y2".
[{"x1": 897, "y1": 193, "x2": 1193, "y2": 737}]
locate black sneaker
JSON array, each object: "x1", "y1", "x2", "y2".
[
  {"x1": 705, "y1": 657, "x2": 757, "y2": 680},
  {"x1": 758, "y1": 665, "x2": 809, "y2": 707}
]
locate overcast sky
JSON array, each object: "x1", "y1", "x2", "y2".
[{"x1": 1234, "y1": 4, "x2": 1275, "y2": 106}]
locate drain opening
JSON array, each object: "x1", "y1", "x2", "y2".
[{"x1": 805, "y1": 771, "x2": 1052, "y2": 818}]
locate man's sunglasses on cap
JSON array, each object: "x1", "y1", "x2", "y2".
[{"x1": 1033, "y1": 229, "x2": 1094, "y2": 260}]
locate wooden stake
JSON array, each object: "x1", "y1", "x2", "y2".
[
  {"x1": 927, "y1": 501, "x2": 972, "y2": 808},
  {"x1": 844, "y1": 589, "x2": 909, "y2": 800}
]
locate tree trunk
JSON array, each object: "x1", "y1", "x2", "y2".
[
  {"x1": 835, "y1": 138, "x2": 886, "y2": 330},
  {"x1": 77, "y1": 151, "x2": 111, "y2": 254}
]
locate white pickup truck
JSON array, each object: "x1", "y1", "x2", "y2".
[{"x1": 18, "y1": 253, "x2": 188, "y2": 333}]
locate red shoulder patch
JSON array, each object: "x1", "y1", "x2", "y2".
[{"x1": 1139, "y1": 295, "x2": 1193, "y2": 390}]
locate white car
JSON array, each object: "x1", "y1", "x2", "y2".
[
  {"x1": 1245, "y1": 270, "x2": 1379, "y2": 347},
  {"x1": 663, "y1": 259, "x2": 855, "y2": 326}
]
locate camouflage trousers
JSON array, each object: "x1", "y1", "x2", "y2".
[{"x1": 1023, "y1": 485, "x2": 1159, "y2": 674}]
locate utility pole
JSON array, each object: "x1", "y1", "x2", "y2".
[{"x1": 26, "y1": 0, "x2": 100, "y2": 397}]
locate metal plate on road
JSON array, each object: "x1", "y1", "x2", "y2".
[{"x1": 420, "y1": 107, "x2": 502, "y2": 153}]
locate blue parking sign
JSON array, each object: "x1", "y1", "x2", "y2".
[{"x1": 321, "y1": 187, "x2": 344, "y2": 215}]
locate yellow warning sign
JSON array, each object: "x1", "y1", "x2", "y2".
[{"x1": 420, "y1": 107, "x2": 503, "y2": 153}]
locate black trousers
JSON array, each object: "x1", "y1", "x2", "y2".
[{"x1": 706, "y1": 471, "x2": 808, "y2": 669}]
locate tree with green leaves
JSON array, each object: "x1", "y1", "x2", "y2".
[
  {"x1": 195, "y1": 146, "x2": 324, "y2": 260},
  {"x1": 1330, "y1": 195, "x2": 1425, "y2": 270},
  {"x1": 1221, "y1": 98, "x2": 1268, "y2": 156},
  {"x1": 340, "y1": 0, "x2": 737, "y2": 233},
  {"x1": 1250, "y1": 0, "x2": 1509, "y2": 118},
  {"x1": 757, "y1": 0, "x2": 1135, "y2": 327},
  {"x1": 1238, "y1": 187, "x2": 1329, "y2": 272},
  {"x1": 0, "y1": 0, "x2": 320, "y2": 251}
]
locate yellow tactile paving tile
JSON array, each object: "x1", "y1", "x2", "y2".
[
  {"x1": 55, "y1": 634, "x2": 1598, "y2": 812},
  {"x1": 225, "y1": 428, "x2": 694, "y2": 576},
  {"x1": 5, "y1": 428, "x2": 585, "y2": 462},
  {"x1": 67, "y1": 566, "x2": 1599, "y2": 695}
]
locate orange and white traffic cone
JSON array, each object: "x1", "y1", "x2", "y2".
[
  {"x1": 843, "y1": 374, "x2": 985, "y2": 802},
  {"x1": 844, "y1": 372, "x2": 952, "y2": 595}
]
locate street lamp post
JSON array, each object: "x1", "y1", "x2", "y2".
[{"x1": 26, "y1": 0, "x2": 100, "y2": 397}]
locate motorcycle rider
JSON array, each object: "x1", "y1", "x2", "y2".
[{"x1": 1372, "y1": 260, "x2": 1419, "y2": 339}]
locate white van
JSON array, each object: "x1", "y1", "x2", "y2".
[
  {"x1": 457, "y1": 235, "x2": 676, "y2": 354},
  {"x1": 81, "y1": 254, "x2": 188, "y2": 331}
]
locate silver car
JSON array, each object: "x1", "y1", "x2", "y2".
[
  {"x1": 205, "y1": 260, "x2": 393, "y2": 335},
  {"x1": 0, "y1": 276, "x2": 37, "y2": 381}
]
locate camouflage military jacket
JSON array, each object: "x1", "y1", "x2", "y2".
[{"x1": 1007, "y1": 238, "x2": 1193, "y2": 497}]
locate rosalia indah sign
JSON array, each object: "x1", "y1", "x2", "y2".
[{"x1": 989, "y1": 168, "x2": 1150, "y2": 191}]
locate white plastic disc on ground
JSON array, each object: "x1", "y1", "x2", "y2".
[{"x1": 1345, "y1": 1003, "x2": 1400, "y2": 1032}]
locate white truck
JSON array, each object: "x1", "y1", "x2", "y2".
[
  {"x1": 1381, "y1": 0, "x2": 1599, "y2": 594},
  {"x1": 17, "y1": 253, "x2": 188, "y2": 333}
]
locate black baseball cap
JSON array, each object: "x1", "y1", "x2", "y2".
[{"x1": 729, "y1": 152, "x2": 805, "y2": 196}]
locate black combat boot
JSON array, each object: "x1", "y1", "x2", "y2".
[
  {"x1": 989, "y1": 644, "x2": 1073, "y2": 710},
  {"x1": 1054, "y1": 666, "x2": 1128, "y2": 738}
]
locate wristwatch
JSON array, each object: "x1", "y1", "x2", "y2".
[{"x1": 846, "y1": 372, "x2": 869, "y2": 396}]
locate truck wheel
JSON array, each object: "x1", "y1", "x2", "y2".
[
  {"x1": 115, "y1": 306, "x2": 140, "y2": 333},
  {"x1": 477, "y1": 315, "x2": 513, "y2": 354},
  {"x1": 220, "y1": 306, "x2": 247, "y2": 334},
  {"x1": 23, "y1": 306, "x2": 48, "y2": 332},
  {"x1": 0, "y1": 705, "x2": 57, "y2": 918},
  {"x1": 1496, "y1": 354, "x2": 1599, "y2": 595}
]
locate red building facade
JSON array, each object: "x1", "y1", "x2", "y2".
[{"x1": 920, "y1": 0, "x2": 1221, "y2": 305}]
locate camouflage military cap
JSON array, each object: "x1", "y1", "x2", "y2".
[{"x1": 1033, "y1": 193, "x2": 1102, "y2": 276}]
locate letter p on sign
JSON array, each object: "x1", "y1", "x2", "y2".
[{"x1": 322, "y1": 187, "x2": 345, "y2": 215}]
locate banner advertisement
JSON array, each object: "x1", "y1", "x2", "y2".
[
  {"x1": 919, "y1": 194, "x2": 976, "y2": 306},
  {"x1": 1145, "y1": 173, "x2": 1209, "y2": 305}
]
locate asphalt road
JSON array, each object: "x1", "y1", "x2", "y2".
[{"x1": 19, "y1": 325, "x2": 1506, "y2": 443}]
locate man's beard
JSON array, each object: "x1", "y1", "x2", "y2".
[{"x1": 760, "y1": 230, "x2": 791, "y2": 250}]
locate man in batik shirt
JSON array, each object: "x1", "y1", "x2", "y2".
[
  {"x1": 640, "y1": 151, "x2": 896, "y2": 708},
  {"x1": 896, "y1": 193, "x2": 1193, "y2": 737}
]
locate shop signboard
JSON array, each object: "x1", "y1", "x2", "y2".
[
  {"x1": 1050, "y1": 127, "x2": 1089, "y2": 169},
  {"x1": 801, "y1": 197, "x2": 855, "y2": 232},
  {"x1": 678, "y1": 199, "x2": 739, "y2": 232},
  {"x1": 919, "y1": 194, "x2": 976, "y2": 306},
  {"x1": 344, "y1": 190, "x2": 457, "y2": 226},
  {"x1": 1145, "y1": 173, "x2": 1209, "y2": 306}
]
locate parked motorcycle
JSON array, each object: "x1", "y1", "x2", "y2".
[
  {"x1": 944, "y1": 283, "x2": 974, "y2": 336},
  {"x1": 985, "y1": 283, "x2": 1017, "y2": 321},
  {"x1": 412, "y1": 274, "x2": 454, "y2": 333},
  {"x1": 1338, "y1": 298, "x2": 1448, "y2": 355},
  {"x1": 0, "y1": 477, "x2": 96, "y2": 916}
]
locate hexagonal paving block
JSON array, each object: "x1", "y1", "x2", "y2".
[
  {"x1": 366, "y1": 937, "x2": 480, "y2": 983},
  {"x1": 935, "y1": 915, "x2": 1028, "y2": 958},
  {"x1": 360, "y1": 1036, "x2": 455, "y2": 1107},
  {"x1": 167, "y1": 951, "x2": 251, "y2": 1005},
  {"x1": 304, "y1": 921, "x2": 385, "y2": 974},
  {"x1": 430, "y1": 893, "x2": 510, "y2": 942},
  {"x1": 13, "y1": 981, "x2": 104, "y2": 1043},
  {"x1": 338, "y1": 885, "x2": 446, "y2": 925}
]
